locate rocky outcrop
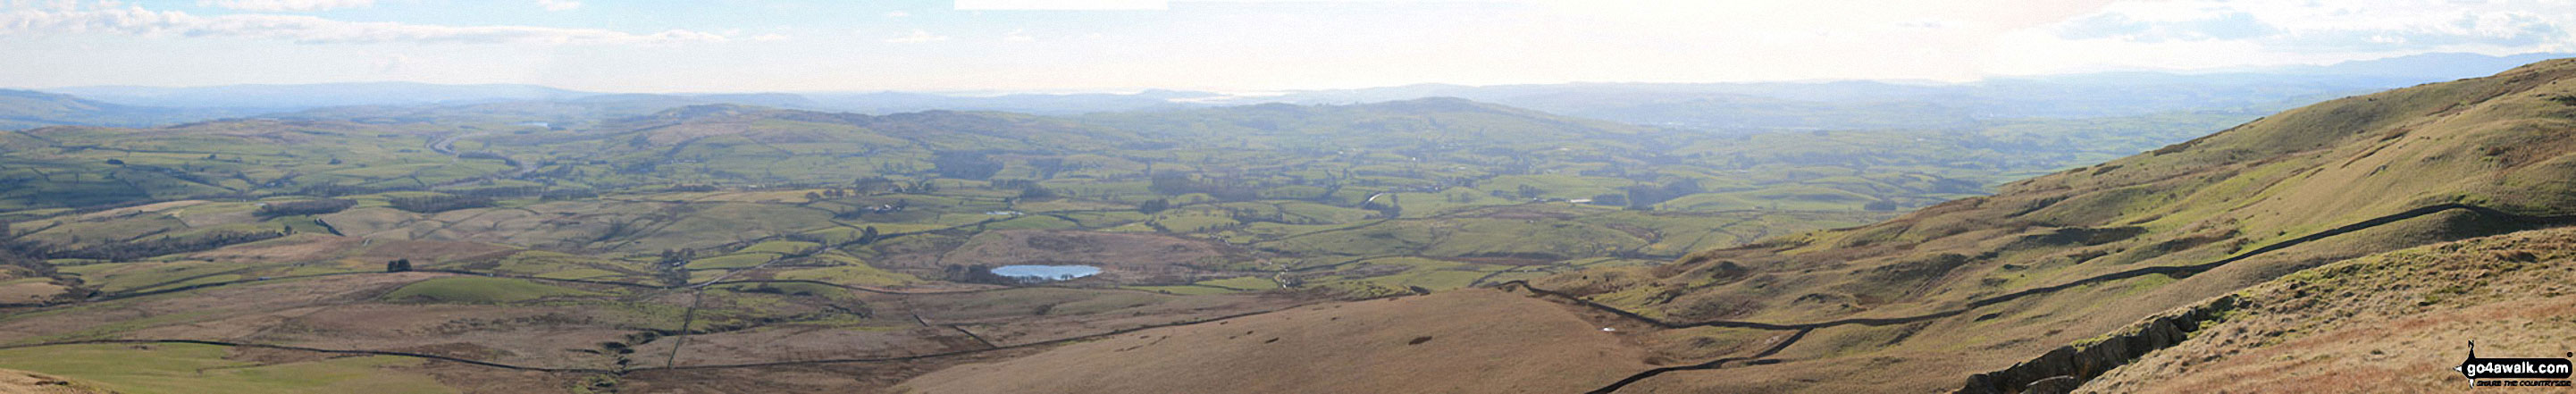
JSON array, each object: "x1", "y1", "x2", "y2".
[
  {"x1": 1953, "y1": 294, "x2": 2242, "y2": 394},
  {"x1": 2024, "y1": 376, "x2": 2079, "y2": 394},
  {"x1": 0, "y1": 368, "x2": 107, "y2": 394}
]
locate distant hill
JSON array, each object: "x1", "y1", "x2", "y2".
[
  {"x1": 803, "y1": 89, "x2": 1217, "y2": 115},
  {"x1": 1219, "y1": 52, "x2": 2572, "y2": 131},
  {"x1": 2238, "y1": 51, "x2": 2576, "y2": 80},
  {"x1": 266, "y1": 92, "x2": 833, "y2": 130},
  {"x1": 893, "y1": 57, "x2": 2576, "y2": 393},
  {"x1": 1517, "y1": 57, "x2": 2576, "y2": 392},
  {"x1": 29, "y1": 52, "x2": 2558, "y2": 131},
  {"x1": 0, "y1": 89, "x2": 237, "y2": 130},
  {"x1": 1223, "y1": 73, "x2": 2411, "y2": 131},
  {"x1": 45, "y1": 82, "x2": 595, "y2": 109}
]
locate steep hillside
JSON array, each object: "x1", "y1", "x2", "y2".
[
  {"x1": 1501, "y1": 59, "x2": 2576, "y2": 392},
  {"x1": 2072, "y1": 225, "x2": 2576, "y2": 393},
  {"x1": 12, "y1": 60, "x2": 2572, "y2": 393},
  {"x1": 894, "y1": 58, "x2": 2576, "y2": 393}
]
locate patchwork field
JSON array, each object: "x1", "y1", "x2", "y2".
[{"x1": 4, "y1": 55, "x2": 2538, "y2": 394}]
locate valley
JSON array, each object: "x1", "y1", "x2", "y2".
[{"x1": 0, "y1": 40, "x2": 2572, "y2": 394}]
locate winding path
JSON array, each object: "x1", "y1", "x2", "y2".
[
  {"x1": 1506, "y1": 203, "x2": 2573, "y2": 393},
  {"x1": 11, "y1": 204, "x2": 2565, "y2": 391}
]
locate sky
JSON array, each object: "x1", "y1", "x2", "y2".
[{"x1": 1, "y1": 0, "x2": 2571, "y2": 93}]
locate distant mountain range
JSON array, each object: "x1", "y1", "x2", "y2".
[
  {"x1": 0, "y1": 89, "x2": 249, "y2": 130},
  {"x1": 43, "y1": 82, "x2": 592, "y2": 109},
  {"x1": 6, "y1": 52, "x2": 2566, "y2": 131}
]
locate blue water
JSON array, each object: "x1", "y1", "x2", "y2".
[{"x1": 989, "y1": 264, "x2": 1101, "y2": 281}]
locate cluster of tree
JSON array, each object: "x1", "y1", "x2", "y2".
[
  {"x1": 54, "y1": 230, "x2": 287, "y2": 262},
  {"x1": 540, "y1": 189, "x2": 600, "y2": 201},
  {"x1": 385, "y1": 258, "x2": 413, "y2": 272},
  {"x1": 852, "y1": 177, "x2": 899, "y2": 194},
  {"x1": 856, "y1": 226, "x2": 881, "y2": 245},
  {"x1": 1617, "y1": 180, "x2": 1705, "y2": 210},
  {"x1": 1360, "y1": 194, "x2": 1402, "y2": 217},
  {"x1": 944, "y1": 264, "x2": 1008, "y2": 284},
  {"x1": 1026, "y1": 157, "x2": 1092, "y2": 180},
  {"x1": 933, "y1": 151, "x2": 1005, "y2": 180},
  {"x1": 1147, "y1": 173, "x2": 1262, "y2": 201},
  {"x1": 850, "y1": 178, "x2": 942, "y2": 195},
  {"x1": 1589, "y1": 193, "x2": 1629, "y2": 206},
  {"x1": 255, "y1": 198, "x2": 355, "y2": 217},
  {"x1": 296, "y1": 183, "x2": 384, "y2": 197},
  {"x1": 852, "y1": 177, "x2": 941, "y2": 195},
  {"x1": 834, "y1": 200, "x2": 909, "y2": 220},
  {"x1": 657, "y1": 248, "x2": 701, "y2": 264},
  {"x1": 1517, "y1": 185, "x2": 1546, "y2": 199},
  {"x1": 988, "y1": 180, "x2": 1055, "y2": 199},
  {"x1": 896, "y1": 180, "x2": 938, "y2": 194},
  {"x1": 444, "y1": 185, "x2": 545, "y2": 198},
  {"x1": 652, "y1": 248, "x2": 700, "y2": 286},
  {"x1": 987, "y1": 179, "x2": 1039, "y2": 189},
  {"x1": 1137, "y1": 199, "x2": 1171, "y2": 214},
  {"x1": 1018, "y1": 186, "x2": 1056, "y2": 199},
  {"x1": 801, "y1": 189, "x2": 855, "y2": 201},
  {"x1": 782, "y1": 225, "x2": 878, "y2": 247},
  {"x1": 0, "y1": 222, "x2": 52, "y2": 274},
  {"x1": 388, "y1": 194, "x2": 496, "y2": 214}
]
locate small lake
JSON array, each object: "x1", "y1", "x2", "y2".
[{"x1": 989, "y1": 264, "x2": 1101, "y2": 281}]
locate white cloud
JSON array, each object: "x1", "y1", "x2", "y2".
[
  {"x1": 956, "y1": 0, "x2": 1165, "y2": 11},
  {"x1": 1003, "y1": 29, "x2": 1033, "y2": 42},
  {"x1": 197, "y1": 0, "x2": 373, "y2": 12},
  {"x1": 751, "y1": 33, "x2": 788, "y2": 42},
  {"x1": 884, "y1": 29, "x2": 948, "y2": 43},
  {"x1": 884, "y1": 10, "x2": 910, "y2": 18},
  {"x1": 535, "y1": 0, "x2": 579, "y2": 12},
  {"x1": 373, "y1": 54, "x2": 406, "y2": 72},
  {"x1": 0, "y1": 3, "x2": 725, "y2": 45},
  {"x1": 1990, "y1": 0, "x2": 2576, "y2": 75},
  {"x1": 2042, "y1": 0, "x2": 2574, "y2": 53}
]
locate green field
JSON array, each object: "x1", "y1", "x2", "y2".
[{"x1": 0, "y1": 343, "x2": 457, "y2": 394}]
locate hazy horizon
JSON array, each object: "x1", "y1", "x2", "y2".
[{"x1": 6, "y1": 0, "x2": 2573, "y2": 93}]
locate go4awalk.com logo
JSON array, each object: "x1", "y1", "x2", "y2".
[{"x1": 2457, "y1": 341, "x2": 2574, "y2": 387}]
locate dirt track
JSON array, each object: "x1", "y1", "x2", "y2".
[
  {"x1": 6, "y1": 204, "x2": 2563, "y2": 393},
  {"x1": 1506, "y1": 203, "x2": 2576, "y2": 393}
]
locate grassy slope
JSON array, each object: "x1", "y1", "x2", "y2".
[
  {"x1": 0, "y1": 343, "x2": 454, "y2": 394},
  {"x1": 380, "y1": 276, "x2": 606, "y2": 303},
  {"x1": 2086, "y1": 226, "x2": 2576, "y2": 392},
  {"x1": 1522, "y1": 58, "x2": 2576, "y2": 392},
  {"x1": 0, "y1": 68, "x2": 2463, "y2": 394},
  {"x1": 898, "y1": 289, "x2": 1654, "y2": 394}
]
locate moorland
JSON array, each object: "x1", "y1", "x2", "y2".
[{"x1": 0, "y1": 55, "x2": 2571, "y2": 393}]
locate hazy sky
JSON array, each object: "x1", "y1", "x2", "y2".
[{"x1": 2, "y1": 0, "x2": 2570, "y2": 92}]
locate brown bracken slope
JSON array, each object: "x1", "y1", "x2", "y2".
[
  {"x1": 1520, "y1": 58, "x2": 2576, "y2": 392},
  {"x1": 897, "y1": 289, "x2": 1656, "y2": 394},
  {"x1": 2082, "y1": 225, "x2": 2576, "y2": 393}
]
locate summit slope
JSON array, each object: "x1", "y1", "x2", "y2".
[{"x1": 1520, "y1": 58, "x2": 2576, "y2": 392}]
